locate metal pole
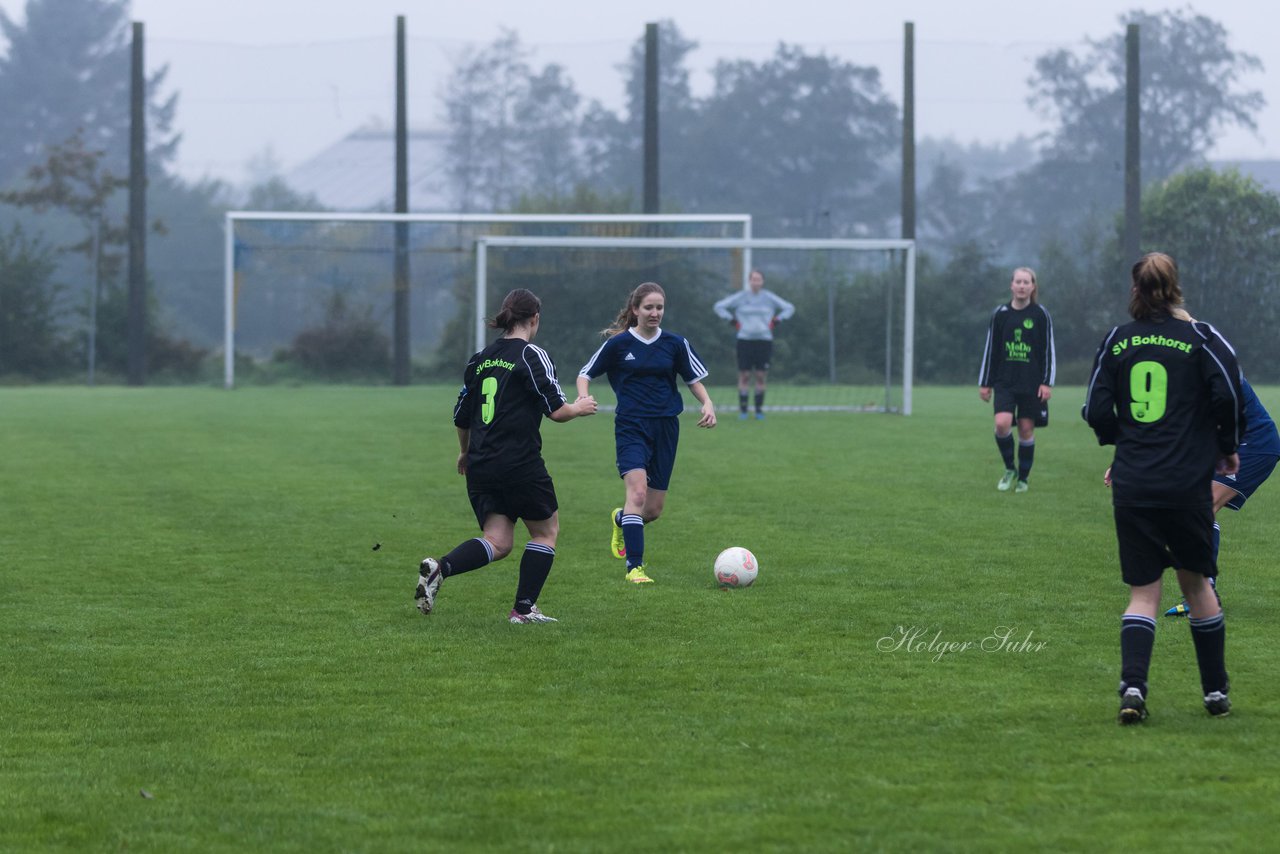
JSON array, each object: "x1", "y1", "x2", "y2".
[
  {"x1": 901, "y1": 22, "x2": 916, "y2": 242},
  {"x1": 393, "y1": 15, "x2": 410, "y2": 385},
  {"x1": 126, "y1": 21, "x2": 147, "y2": 385},
  {"x1": 884, "y1": 263, "x2": 893, "y2": 411},
  {"x1": 903, "y1": 244, "x2": 916, "y2": 416},
  {"x1": 643, "y1": 23, "x2": 660, "y2": 214},
  {"x1": 224, "y1": 215, "x2": 235, "y2": 388},
  {"x1": 88, "y1": 217, "x2": 100, "y2": 386},
  {"x1": 1123, "y1": 23, "x2": 1141, "y2": 268},
  {"x1": 475, "y1": 241, "x2": 488, "y2": 354}
]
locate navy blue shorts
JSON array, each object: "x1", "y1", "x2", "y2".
[
  {"x1": 1214, "y1": 450, "x2": 1278, "y2": 510},
  {"x1": 615, "y1": 416, "x2": 680, "y2": 491},
  {"x1": 1113, "y1": 505, "x2": 1216, "y2": 587},
  {"x1": 465, "y1": 473, "x2": 558, "y2": 528}
]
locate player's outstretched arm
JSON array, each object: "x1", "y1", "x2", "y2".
[
  {"x1": 688, "y1": 381, "x2": 717, "y2": 428},
  {"x1": 549, "y1": 395, "x2": 597, "y2": 422}
]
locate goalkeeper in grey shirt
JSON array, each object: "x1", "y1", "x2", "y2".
[{"x1": 713, "y1": 270, "x2": 795, "y2": 420}]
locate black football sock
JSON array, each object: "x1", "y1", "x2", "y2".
[
  {"x1": 442, "y1": 537, "x2": 493, "y2": 577},
  {"x1": 995, "y1": 432, "x2": 1015, "y2": 470},
  {"x1": 514, "y1": 543, "x2": 555, "y2": 614},
  {"x1": 754, "y1": 390, "x2": 765, "y2": 413},
  {"x1": 738, "y1": 391, "x2": 748, "y2": 414},
  {"x1": 621, "y1": 514, "x2": 645, "y2": 569},
  {"x1": 1119, "y1": 613, "x2": 1156, "y2": 698},
  {"x1": 1018, "y1": 438, "x2": 1035, "y2": 481},
  {"x1": 1189, "y1": 613, "x2": 1229, "y2": 695}
]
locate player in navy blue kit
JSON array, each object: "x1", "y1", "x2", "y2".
[
  {"x1": 1160, "y1": 309, "x2": 1279, "y2": 617},
  {"x1": 415, "y1": 289, "x2": 598, "y2": 623},
  {"x1": 978, "y1": 267, "x2": 1055, "y2": 493},
  {"x1": 577, "y1": 282, "x2": 717, "y2": 584},
  {"x1": 1083, "y1": 253, "x2": 1245, "y2": 724}
]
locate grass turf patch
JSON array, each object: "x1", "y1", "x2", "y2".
[{"x1": 2, "y1": 385, "x2": 1278, "y2": 851}]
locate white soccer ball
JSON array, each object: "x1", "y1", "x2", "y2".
[{"x1": 714, "y1": 547, "x2": 759, "y2": 588}]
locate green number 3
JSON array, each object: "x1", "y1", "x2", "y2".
[
  {"x1": 481, "y1": 376, "x2": 498, "y2": 424},
  {"x1": 1129, "y1": 360, "x2": 1168, "y2": 423}
]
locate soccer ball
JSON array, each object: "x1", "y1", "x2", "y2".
[{"x1": 714, "y1": 547, "x2": 758, "y2": 588}]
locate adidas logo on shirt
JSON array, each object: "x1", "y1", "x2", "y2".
[{"x1": 624, "y1": 352, "x2": 636, "y2": 360}]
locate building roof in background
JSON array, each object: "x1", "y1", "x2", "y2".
[
  {"x1": 1210, "y1": 159, "x2": 1280, "y2": 194},
  {"x1": 286, "y1": 125, "x2": 451, "y2": 211}
]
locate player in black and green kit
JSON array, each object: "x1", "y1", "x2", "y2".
[
  {"x1": 414, "y1": 288, "x2": 598, "y2": 623},
  {"x1": 978, "y1": 267, "x2": 1055, "y2": 492},
  {"x1": 1083, "y1": 252, "x2": 1245, "y2": 724}
]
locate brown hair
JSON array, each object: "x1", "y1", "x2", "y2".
[
  {"x1": 1129, "y1": 253, "x2": 1183, "y2": 320},
  {"x1": 1013, "y1": 266, "x2": 1038, "y2": 304},
  {"x1": 601, "y1": 282, "x2": 665, "y2": 337},
  {"x1": 490, "y1": 288, "x2": 541, "y2": 331}
]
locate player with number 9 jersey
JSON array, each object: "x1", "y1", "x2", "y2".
[{"x1": 1082, "y1": 252, "x2": 1244, "y2": 725}]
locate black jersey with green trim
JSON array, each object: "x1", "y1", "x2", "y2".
[
  {"x1": 1082, "y1": 316, "x2": 1245, "y2": 508},
  {"x1": 978, "y1": 303, "x2": 1056, "y2": 393},
  {"x1": 453, "y1": 337, "x2": 567, "y2": 483}
]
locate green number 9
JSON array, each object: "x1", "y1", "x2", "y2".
[
  {"x1": 1129, "y1": 360, "x2": 1167, "y2": 423},
  {"x1": 481, "y1": 376, "x2": 498, "y2": 424}
]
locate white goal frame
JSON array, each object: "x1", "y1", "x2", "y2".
[
  {"x1": 222, "y1": 212, "x2": 752, "y2": 388},
  {"x1": 474, "y1": 235, "x2": 916, "y2": 414}
]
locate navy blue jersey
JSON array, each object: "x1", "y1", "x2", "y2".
[
  {"x1": 453, "y1": 337, "x2": 567, "y2": 483},
  {"x1": 578, "y1": 328, "x2": 709, "y2": 418},
  {"x1": 1240, "y1": 376, "x2": 1280, "y2": 457},
  {"x1": 1082, "y1": 316, "x2": 1244, "y2": 508}
]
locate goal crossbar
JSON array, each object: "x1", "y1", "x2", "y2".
[{"x1": 473, "y1": 235, "x2": 916, "y2": 414}]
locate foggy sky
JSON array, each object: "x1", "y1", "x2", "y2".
[{"x1": 1, "y1": 0, "x2": 1274, "y2": 185}]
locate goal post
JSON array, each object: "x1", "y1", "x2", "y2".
[
  {"x1": 222, "y1": 212, "x2": 752, "y2": 389},
  {"x1": 474, "y1": 235, "x2": 916, "y2": 414}
]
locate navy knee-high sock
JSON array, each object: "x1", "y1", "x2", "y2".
[{"x1": 621, "y1": 514, "x2": 645, "y2": 569}]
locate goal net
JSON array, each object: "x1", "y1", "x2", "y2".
[
  {"x1": 473, "y1": 235, "x2": 916, "y2": 414},
  {"x1": 222, "y1": 212, "x2": 752, "y2": 387}
]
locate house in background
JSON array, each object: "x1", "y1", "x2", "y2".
[
  {"x1": 286, "y1": 123, "x2": 451, "y2": 211},
  {"x1": 1211, "y1": 159, "x2": 1280, "y2": 194}
]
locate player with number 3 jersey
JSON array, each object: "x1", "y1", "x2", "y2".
[{"x1": 414, "y1": 288, "x2": 597, "y2": 624}]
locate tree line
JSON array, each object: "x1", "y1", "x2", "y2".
[{"x1": 1, "y1": 2, "x2": 1277, "y2": 384}]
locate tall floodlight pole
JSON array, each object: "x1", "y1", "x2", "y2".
[
  {"x1": 901, "y1": 22, "x2": 916, "y2": 243},
  {"x1": 643, "y1": 23, "x2": 660, "y2": 214},
  {"x1": 393, "y1": 15, "x2": 411, "y2": 385},
  {"x1": 894, "y1": 21, "x2": 916, "y2": 410},
  {"x1": 1123, "y1": 23, "x2": 1141, "y2": 270},
  {"x1": 127, "y1": 21, "x2": 147, "y2": 385}
]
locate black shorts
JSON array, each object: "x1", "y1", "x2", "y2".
[
  {"x1": 1113, "y1": 505, "x2": 1217, "y2": 587},
  {"x1": 992, "y1": 388, "x2": 1048, "y2": 426},
  {"x1": 465, "y1": 473, "x2": 558, "y2": 528},
  {"x1": 736, "y1": 339, "x2": 773, "y2": 372}
]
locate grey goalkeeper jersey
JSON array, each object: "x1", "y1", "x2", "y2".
[{"x1": 713, "y1": 289, "x2": 796, "y2": 341}]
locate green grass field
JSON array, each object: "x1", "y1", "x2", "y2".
[{"x1": 3, "y1": 385, "x2": 1278, "y2": 852}]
